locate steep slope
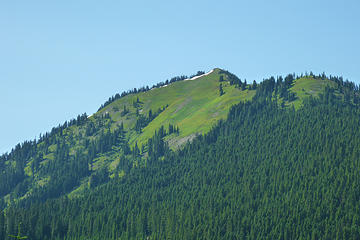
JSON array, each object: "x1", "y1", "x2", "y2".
[
  {"x1": 0, "y1": 69, "x2": 357, "y2": 211},
  {"x1": 3, "y1": 75, "x2": 360, "y2": 239},
  {"x1": 0, "y1": 68, "x2": 256, "y2": 205},
  {"x1": 96, "y1": 68, "x2": 255, "y2": 148}
]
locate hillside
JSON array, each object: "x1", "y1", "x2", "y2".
[
  {"x1": 1, "y1": 69, "x2": 359, "y2": 239},
  {"x1": 96, "y1": 68, "x2": 255, "y2": 149},
  {"x1": 0, "y1": 68, "x2": 258, "y2": 204}
]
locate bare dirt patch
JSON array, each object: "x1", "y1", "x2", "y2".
[
  {"x1": 174, "y1": 97, "x2": 192, "y2": 114},
  {"x1": 167, "y1": 133, "x2": 199, "y2": 149}
]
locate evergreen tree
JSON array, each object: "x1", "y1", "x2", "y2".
[
  {"x1": 252, "y1": 80, "x2": 257, "y2": 89},
  {"x1": 219, "y1": 84, "x2": 224, "y2": 96},
  {"x1": 242, "y1": 80, "x2": 247, "y2": 90}
]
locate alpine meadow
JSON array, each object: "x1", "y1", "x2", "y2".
[
  {"x1": 2, "y1": 1, "x2": 360, "y2": 239},
  {"x1": 1, "y1": 69, "x2": 360, "y2": 239}
]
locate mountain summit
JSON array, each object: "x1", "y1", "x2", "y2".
[{"x1": 1, "y1": 69, "x2": 359, "y2": 239}]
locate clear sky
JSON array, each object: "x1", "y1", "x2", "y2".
[{"x1": 1, "y1": 0, "x2": 359, "y2": 154}]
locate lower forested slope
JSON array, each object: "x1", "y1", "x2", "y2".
[
  {"x1": 0, "y1": 69, "x2": 257, "y2": 206},
  {"x1": 2, "y1": 83, "x2": 360, "y2": 239}
]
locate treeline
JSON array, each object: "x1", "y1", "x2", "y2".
[
  {"x1": 219, "y1": 69, "x2": 296, "y2": 99},
  {"x1": 134, "y1": 105, "x2": 168, "y2": 133},
  {"x1": 220, "y1": 69, "x2": 360, "y2": 103},
  {"x1": 2, "y1": 70, "x2": 360, "y2": 239},
  {"x1": 254, "y1": 74, "x2": 297, "y2": 101},
  {"x1": 147, "y1": 124, "x2": 179, "y2": 162},
  {"x1": 3, "y1": 75, "x2": 360, "y2": 239},
  {"x1": 296, "y1": 72, "x2": 360, "y2": 104},
  {"x1": 20, "y1": 119, "x2": 130, "y2": 204},
  {"x1": 0, "y1": 74, "x2": 360, "y2": 239},
  {"x1": 39, "y1": 113, "x2": 88, "y2": 141},
  {"x1": 0, "y1": 112, "x2": 132, "y2": 207},
  {"x1": 0, "y1": 113, "x2": 88, "y2": 199},
  {"x1": 97, "y1": 71, "x2": 207, "y2": 111}
]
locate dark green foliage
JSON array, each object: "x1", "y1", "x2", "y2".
[
  {"x1": 133, "y1": 97, "x2": 141, "y2": 108},
  {"x1": 0, "y1": 112, "x2": 132, "y2": 206},
  {"x1": 190, "y1": 71, "x2": 205, "y2": 78},
  {"x1": 85, "y1": 121, "x2": 96, "y2": 136},
  {"x1": 89, "y1": 168, "x2": 109, "y2": 189},
  {"x1": 120, "y1": 105, "x2": 129, "y2": 116},
  {"x1": 4, "y1": 79, "x2": 360, "y2": 239},
  {"x1": 135, "y1": 105, "x2": 168, "y2": 133},
  {"x1": 147, "y1": 125, "x2": 169, "y2": 162},
  {"x1": 2, "y1": 71, "x2": 360, "y2": 239},
  {"x1": 219, "y1": 69, "x2": 242, "y2": 87},
  {"x1": 168, "y1": 124, "x2": 179, "y2": 135},
  {"x1": 112, "y1": 106, "x2": 119, "y2": 112},
  {"x1": 0, "y1": 211, "x2": 5, "y2": 239},
  {"x1": 7, "y1": 222, "x2": 28, "y2": 239},
  {"x1": 0, "y1": 113, "x2": 89, "y2": 199},
  {"x1": 276, "y1": 74, "x2": 296, "y2": 101},
  {"x1": 219, "y1": 83, "x2": 224, "y2": 96},
  {"x1": 241, "y1": 79, "x2": 247, "y2": 90},
  {"x1": 252, "y1": 79, "x2": 257, "y2": 89}
]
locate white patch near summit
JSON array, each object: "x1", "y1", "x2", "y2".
[
  {"x1": 184, "y1": 69, "x2": 215, "y2": 81},
  {"x1": 150, "y1": 69, "x2": 215, "y2": 90}
]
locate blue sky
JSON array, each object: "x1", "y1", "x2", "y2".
[{"x1": 1, "y1": 0, "x2": 359, "y2": 154}]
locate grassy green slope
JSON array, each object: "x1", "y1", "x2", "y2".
[
  {"x1": 65, "y1": 69, "x2": 256, "y2": 197},
  {"x1": 3, "y1": 69, "x2": 348, "y2": 203},
  {"x1": 289, "y1": 76, "x2": 337, "y2": 109},
  {"x1": 64, "y1": 74, "x2": 350, "y2": 198},
  {"x1": 96, "y1": 72, "x2": 338, "y2": 148},
  {"x1": 97, "y1": 68, "x2": 255, "y2": 148}
]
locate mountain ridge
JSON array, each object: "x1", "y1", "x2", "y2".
[
  {"x1": 0, "y1": 68, "x2": 357, "y2": 208},
  {"x1": 1, "y1": 68, "x2": 360, "y2": 239}
]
